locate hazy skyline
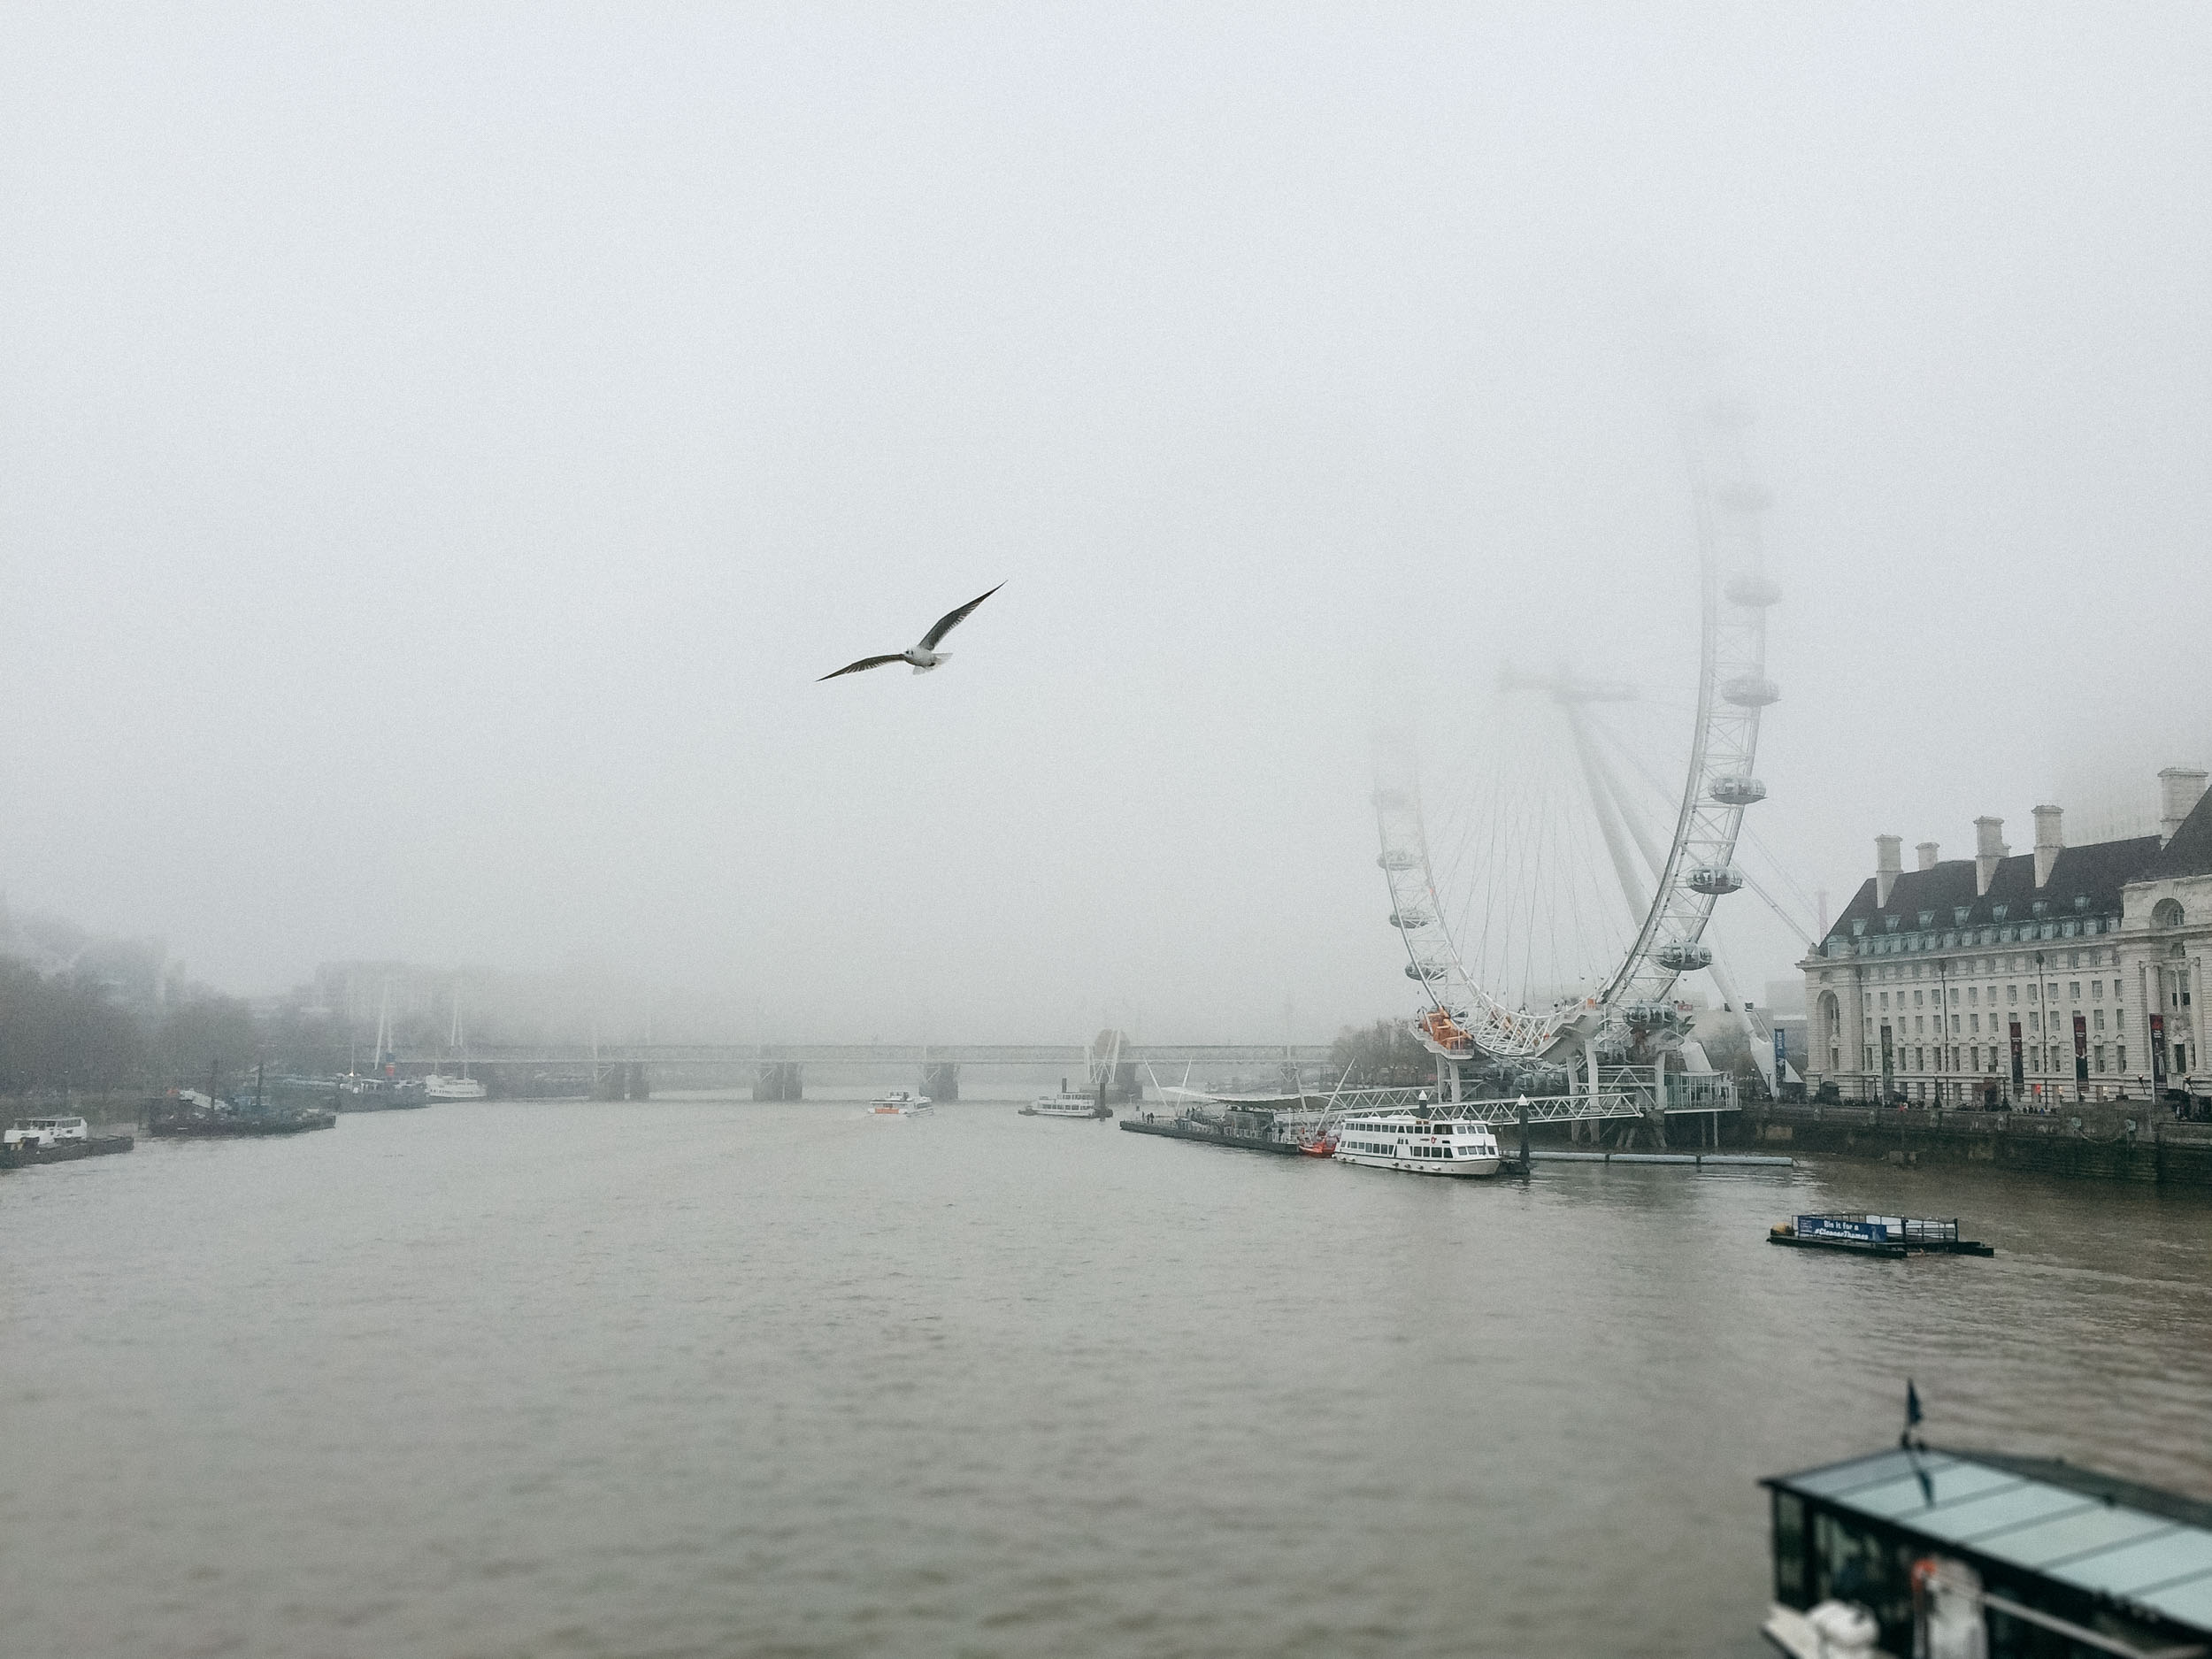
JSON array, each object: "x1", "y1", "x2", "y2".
[{"x1": 3, "y1": 5, "x2": 2206, "y2": 1041}]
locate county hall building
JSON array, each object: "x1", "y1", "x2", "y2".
[{"x1": 1801, "y1": 767, "x2": 2209, "y2": 1110}]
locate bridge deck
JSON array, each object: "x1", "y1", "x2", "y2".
[{"x1": 391, "y1": 1042, "x2": 1337, "y2": 1070}]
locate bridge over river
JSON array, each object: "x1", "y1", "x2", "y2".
[{"x1": 384, "y1": 1041, "x2": 1339, "y2": 1102}]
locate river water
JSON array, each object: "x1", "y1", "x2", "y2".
[{"x1": 3, "y1": 1097, "x2": 2208, "y2": 1658}]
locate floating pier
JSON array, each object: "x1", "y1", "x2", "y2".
[{"x1": 1532, "y1": 1150, "x2": 1794, "y2": 1167}]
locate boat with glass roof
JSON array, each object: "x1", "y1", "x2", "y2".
[{"x1": 1762, "y1": 1444, "x2": 2212, "y2": 1658}]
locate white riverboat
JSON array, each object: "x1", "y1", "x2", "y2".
[
  {"x1": 4, "y1": 1114, "x2": 89, "y2": 1149},
  {"x1": 1333, "y1": 1111, "x2": 1502, "y2": 1177},
  {"x1": 868, "y1": 1091, "x2": 932, "y2": 1117},
  {"x1": 1023, "y1": 1091, "x2": 1110, "y2": 1120},
  {"x1": 423, "y1": 1075, "x2": 488, "y2": 1102}
]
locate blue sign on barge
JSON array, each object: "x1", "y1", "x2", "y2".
[
  {"x1": 1770, "y1": 1214, "x2": 1993, "y2": 1257},
  {"x1": 1761, "y1": 1445, "x2": 2212, "y2": 1658}
]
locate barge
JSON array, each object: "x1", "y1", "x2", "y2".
[
  {"x1": 1763, "y1": 1444, "x2": 2212, "y2": 1658},
  {"x1": 1770, "y1": 1214, "x2": 1993, "y2": 1257},
  {"x1": 1118, "y1": 1110, "x2": 1304, "y2": 1155},
  {"x1": 148, "y1": 1091, "x2": 336, "y2": 1138}
]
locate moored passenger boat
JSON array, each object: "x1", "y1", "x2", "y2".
[
  {"x1": 1, "y1": 1115, "x2": 134, "y2": 1165},
  {"x1": 1023, "y1": 1091, "x2": 1110, "y2": 1120},
  {"x1": 4, "y1": 1114, "x2": 89, "y2": 1150},
  {"x1": 1762, "y1": 1444, "x2": 2212, "y2": 1658},
  {"x1": 1332, "y1": 1111, "x2": 1502, "y2": 1177}
]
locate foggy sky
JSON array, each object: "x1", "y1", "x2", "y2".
[{"x1": 2, "y1": 5, "x2": 2207, "y2": 1042}]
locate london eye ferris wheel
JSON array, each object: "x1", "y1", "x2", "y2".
[{"x1": 1371, "y1": 397, "x2": 1789, "y2": 1079}]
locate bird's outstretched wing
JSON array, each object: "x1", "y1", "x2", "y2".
[
  {"x1": 920, "y1": 582, "x2": 1003, "y2": 649},
  {"x1": 818, "y1": 654, "x2": 905, "y2": 681}
]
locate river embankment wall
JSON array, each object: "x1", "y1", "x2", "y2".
[{"x1": 1731, "y1": 1102, "x2": 2212, "y2": 1188}]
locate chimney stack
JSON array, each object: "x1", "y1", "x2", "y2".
[
  {"x1": 2032, "y1": 805, "x2": 2064, "y2": 889},
  {"x1": 1875, "y1": 833, "x2": 1902, "y2": 908},
  {"x1": 1974, "y1": 816, "x2": 2008, "y2": 897},
  {"x1": 2160, "y1": 767, "x2": 2208, "y2": 846},
  {"x1": 1916, "y1": 841, "x2": 1939, "y2": 872}
]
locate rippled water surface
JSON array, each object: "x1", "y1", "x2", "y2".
[{"x1": 4, "y1": 1099, "x2": 2208, "y2": 1657}]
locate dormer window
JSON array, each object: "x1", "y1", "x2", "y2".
[
  {"x1": 2074, "y1": 895, "x2": 2089, "y2": 911},
  {"x1": 1917, "y1": 910, "x2": 1935, "y2": 926},
  {"x1": 1852, "y1": 918, "x2": 1868, "y2": 937},
  {"x1": 2032, "y1": 901, "x2": 2048, "y2": 918},
  {"x1": 1953, "y1": 907, "x2": 1970, "y2": 925},
  {"x1": 1993, "y1": 904, "x2": 2008, "y2": 921},
  {"x1": 1886, "y1": 915, "x2": 1901, "y2": 932}
]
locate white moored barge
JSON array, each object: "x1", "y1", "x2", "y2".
[{"x1": 1333, "y1": 1111, "x2": 1502, "y2": 1178}]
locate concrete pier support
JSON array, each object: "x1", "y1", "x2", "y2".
[
  {"x1": 755, "y1": 1062, "x2": 803, "y2": 1102},
  {"x1": 924, "y1": 1062, "x2": 959, "y2": 1102},
  {"x1": 1087, "y1": 1060, "x2": 1142, "y2": 1103}
]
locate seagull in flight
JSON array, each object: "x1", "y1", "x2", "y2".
[{"x1": 819, "y1": 583, "x2": 1004, "y2": 680}]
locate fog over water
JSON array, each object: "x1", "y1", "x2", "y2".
[{"x1": 2, "y1": 8, "x2": 2207, "y2": 1038}]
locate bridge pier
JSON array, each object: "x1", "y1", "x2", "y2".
[
  {"x1": 923, "y1": 1062, "x2": 959, "y2": 1102},
  {"x1": 1087, "y1": 1060, "x2": 1141, "y2": 1103},
  {"x1": 756, "y1": 1062, "x2": 803, "y2": 1102},
  {"x1": 591, "y1": 1063, "x2": 651, "y2": 1102}
]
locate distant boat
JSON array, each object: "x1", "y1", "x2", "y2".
[
  {"x1": 336, "y1": 979, "x2": 431, "y2": 1110},
  {"x1": 1022, "y1": 1079, "x2": 1110, "y2": 1119},
  {"x1": 425, "y1": 984, "x2": 487, "y2": 1101},
  {"x1": 868, "y1": 1091, "x2": 932, "y2": 1117}
]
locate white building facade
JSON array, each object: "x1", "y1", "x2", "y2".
[{"x1": 1801, "y1": 767, "x2": 2208, "y2": 1111}]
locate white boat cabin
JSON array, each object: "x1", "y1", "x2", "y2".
[
  {"x1": 4, "y1": 1115, "x2": 90, "y2": 1148},
  {"x1": 1333, "y1": 1112, "x2": 1502, "y2": 1177}
]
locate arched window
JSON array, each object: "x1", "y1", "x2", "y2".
[
  {"x1": 2153, "y1": 898, "x2": 2185, "y2": 929},
  {"x1": 1820, "y1": 991, "x2": 1841, "y2": 1040}
]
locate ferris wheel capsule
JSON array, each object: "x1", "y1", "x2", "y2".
[
  {"x1": 1655, "y1": 941, "x2": 1715, "y2": 972},
  {"x1": 1686, "y1": 864, "x2": 1746, "y2": 896},
  {"x1": 1725, "y1": 572, "x2": 1782, "y2": 607},
  {"x1": 1377, "y1": 849, "x2": 1419, "y2": 871},
  {"x1": 1404, "y1": 962, "x2": 1448, "y2": 982},
  {"x1": 1721, "y1": 673, "x2": 1780, "y2": 707},
  {"x1": 1709, "y1": 775, "x2": 1768, "y2": 807},
  {"x1": 1389, "y1": 910, "x2": 1434, "y2": 930}
]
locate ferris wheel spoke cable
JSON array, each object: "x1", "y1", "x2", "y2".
[{"x1": 1588, "y1": 713, "x2": 1816, "y2": 942}]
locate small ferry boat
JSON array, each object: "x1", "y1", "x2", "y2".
[
  {"x1": 423, "y1": 1074, "x2": 488, "y2": 1102},
  {"x1": 2, "y1": 1115, "x2": 135, "y2": 1166},
  {"x1": 1762, "y1": 1443, "x2": 2212, "y2": 1658},
  {"x1": 1022, "y1": 1091, "x2": 1110, "y2": 1120},
  {"x1": 868, "y1": 1091, "x2": 932, "y2": 1117},
  {"x1": 4, "y1": 1114, "x2": 89, "y2": 1150},
  {"x1": 1333, "y1": 1112, "x2": 1502, "y2": 1177},
  {"x1": 1769, "y1": 1214, "x2": 1993, "y2": 1258},
  {"x1": 1298, "y1": 1132, "x2": 1339, "y2": 1157}
]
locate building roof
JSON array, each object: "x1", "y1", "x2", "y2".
[
  {"x1": 2147, "y1": 784, "x2": 2212, "y2": 882},
  {"x1": 1828, "y1": 833, "x2": 2162, "y2": 947},
  {"x1": 1765, "y1": 1446, "x2": 2212, "y2": 1637}
]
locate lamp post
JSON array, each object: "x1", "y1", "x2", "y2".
[{"x1": 1935, "y1": 956, "x2": 1951, "y2": 1107}]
